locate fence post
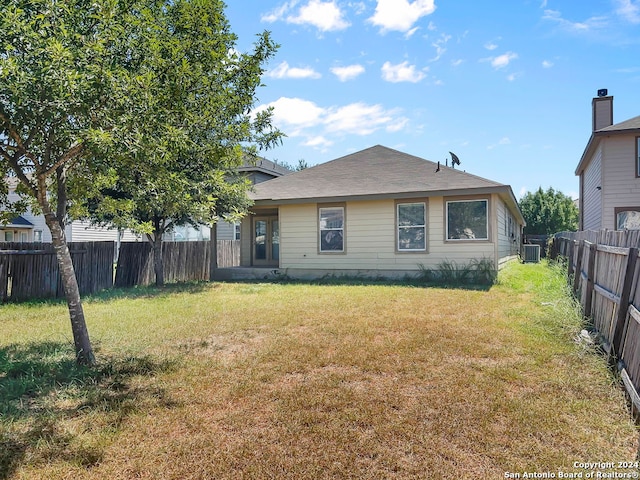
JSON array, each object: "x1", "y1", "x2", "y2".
[
  {"x1": 573, "y1": 240, "x2": 584, "y2": 295},
  {"x1": 584, "y1": 242, "x2": 597, "y2": 319},
  {"x1": 567, "y1": 240, "x2": 576, "y2": 285},
  {"x1": 0, "y1": 255, "x2": 8, "y2": 302},
  {"x1": 209, "y1": 224, "x2": 218, "y2": 281},
  {"x1": 612, "y1": 247, "x2": 638, "y2": 356}
]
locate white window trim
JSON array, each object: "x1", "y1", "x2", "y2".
[{"x1": 446, "y1": 198, "x2": 489, "y2": 241}]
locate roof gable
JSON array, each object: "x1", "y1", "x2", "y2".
[
  {"x1": 251, "y1": 145, "x2": 506, "y2": 202},
  {"x1": 576, "y1": 115, "x2": 640, "y2": 175}
]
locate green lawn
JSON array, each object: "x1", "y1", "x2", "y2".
[{"x1": 0, "y1": 261, "x2": 637, "y2": 479}]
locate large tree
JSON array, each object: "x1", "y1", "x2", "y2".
[
  {"x1": 0, "y1": 0, "x2": 134, "y2": 365},
  {"x1": 79, "y1": 0, "x2": 282, "y2": 285},
  {"x1": 519, "y1": 187, "x2": 578, "y2": 235}
]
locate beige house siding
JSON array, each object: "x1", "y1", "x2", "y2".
[
  {"x1": 601, "y1": 135, "x2": 640, "y2": 229},
  {"x1": 582, "y1": 144, "x2": 603, "y2": 230},
  {"x1": 496, "y1": 197, "x2": 519, "y2": 267},
  {"x1": 273, "y1": 196, "x2": 497, "y2": 274}
]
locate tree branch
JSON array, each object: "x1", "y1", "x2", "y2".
[{"x1": 42, "y1": 142, "x2": 85, "y2": 178}]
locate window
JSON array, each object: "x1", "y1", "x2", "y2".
[
  {"x1": 446, "y1": 199, "x2": 489, "y2": 240},
  {"x1": 637, "y1": 137, "x2": 640, "y2": 177},
  {"x1": 34, "y1": 230, "x2": 43, "y2": 242},
  {"x1": 4, "y1": 231, "x2": 14, "y2": 242},
  {"x1": 234, "y1": 223, "x2": 241, "y2": 241},
  {"x1": 397, "y1": 202, "x2": 426, "y2": 251},
  {"x1": 319, "y1": 206, "x2": 344, "y2": 252},
  {"x1": 616, "y1": 207, "x2": 640, "y2": 230}
]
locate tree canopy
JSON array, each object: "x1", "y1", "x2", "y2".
[
  {"x1": 519, "y1": 187, "x2": 578, "y2": 235},
  {"x1": 78, "y1": 0, "x2": 282, "y2": 285},
  {"x1": 0, "y1": 0, "x2": 282, "y2": 361}
]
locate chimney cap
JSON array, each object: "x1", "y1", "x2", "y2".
[{"x1": 597, "y1": 88, "x2": 608, "y2": 97}]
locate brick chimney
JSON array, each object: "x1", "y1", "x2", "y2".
[{"x1": 592, "y1": 89, "x2": 613, "y2": 131}]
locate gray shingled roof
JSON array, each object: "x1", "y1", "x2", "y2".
[
  {"x1": 597, "y1": 115, "x2": 640, "y2": 133},
  {"x1": 251, "y1": 145, "x2": 507, "y2": 203},
  {"x1": 576, "y1": 115, "x2": 640, "y2": 175},
  {"x1": 238, "y1": 156, "x2": 292, "y2": 177}
]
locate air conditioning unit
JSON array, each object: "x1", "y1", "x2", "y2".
[{"x1": 523, "y1": 244, "x2": 541, "y2": 263}]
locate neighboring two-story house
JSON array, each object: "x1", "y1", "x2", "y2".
[
  {"x1": 1, "y1": 157, "x2": 291, "y2": 244},
  {"x1": 575, "y1": 91, "x2": 640, "y2": 230}
]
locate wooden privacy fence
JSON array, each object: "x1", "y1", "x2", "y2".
[
  {"x1": 0, "y1": 241, "x2": 115, "y2": 302},
  {"x1": 115, "y1": 240, "x2": 239, "y2": 288},
  {"x1": 552, "y1": 230, "x2": 640, "y2": 415}
]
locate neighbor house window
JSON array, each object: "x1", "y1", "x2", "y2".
[
  {"x1": 234, "y1": 223, "x2": 241, "y2": 241},
  {"x1": 446, "y1": 199, "x2": 489, "y2": 240},
  {"x1": 34, "y1": 230, "x2": 43, "y2": 242},
  {"x1": 4, "y1": 231, "x2": 14, "y2": 242},
  {"x1": 397, "y1": 202, "x2": 426, "y2": 251},
  {"x1": 319, "y1": 206, "x2": 344, "y2": 252},
  {"x1": 616, "y1": 207, "x2": 640, "y2": 230},
  {"x1": 637, "y1": 137, "x2": 640, "y2": 177}
]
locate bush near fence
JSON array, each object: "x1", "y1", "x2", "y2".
[{"x1": 551, "y1": 230, "x2": 640, "y2": 417}]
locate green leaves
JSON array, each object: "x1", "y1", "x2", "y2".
[{"x1": 519, "y1": 187, "x2": 578, "y2": 235}]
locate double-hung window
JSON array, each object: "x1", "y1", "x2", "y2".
[
  {"x1": 319, "y1": 206, "x2": 344, "y2": 252},
  {"x1": 397, "y1": 202, "x2": 426, "y2": 251},
  {"x1": 446, "y1": 199, "x2": 489, "y2": 241}
]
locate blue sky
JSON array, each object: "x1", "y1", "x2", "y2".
[{"x1": 224, "y1": 0, "x2": 640, "y2": 200}]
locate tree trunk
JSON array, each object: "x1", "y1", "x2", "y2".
[
  {"x1": 209, "y1": 223, "x2": 217, "y2": 281},
  {"x1": 34, "y1": 170, "x2": 95, "y2": 366},
  {"x1": 148, "y1": 223, "x2": 165, "y2": 286},
  {"x1": 43, "y1": 212, "x2": 95, "y2": 366}
]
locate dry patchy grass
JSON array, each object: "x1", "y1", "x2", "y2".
[{"x1": 1, "y1": 262, "x2": 638, "y2": 479}]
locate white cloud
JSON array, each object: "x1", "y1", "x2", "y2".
[
  {"x1": 386, "y1": 117, "x2": 409, "y2": 132},
  {"x1": 381, "y1": 61, "x2": 426, "y2": 82},
  {"x1": 542, "y1": 60, "x2": 554, "y2": 68},
  {"x1": 268, "y1": 61, "x2": 321, "y2": 79},
  {"x1": 255, "y1": 97, "x2": 325, "y2": 137},
  {"x1": 287, "y1": 0, "x2": 350, "y2": 31},
  {"x1": 484, "y1": 42, "x2": 498, "y2": 51},
  {"x1": 261, "y1": 1, "x2": 298, "y2": 23},
  {"x1": 488, "y1": 52, "x2": 518, "y2": 69},
  {"x1": 368, "y1": 0, "x2": 436, "y2": 33},
  {"x1": 616, "y1": 0, "x2": 640, "y2": 24},
  {"x1": 331, "y1": 64, "x2": 365, "y2": 81},
  {"x1": 488, "y1": 137, "x2": 511, "y2": 150},
  {"x1": 451, "y1": 59, "x2": 464, "y2": 67},
  {"x1": 256, "y1": 97, "x2": 408, "y2": 147},
  {"x1": 303, "y1": 135, "x2": 333, "y2": 148},
  {"x1": 350, "y1": 2, "x2": 367, "y2": 15},
  {"x1": 430, "y1": 33, "x2": 451, "y2": 61},
  {"x1": 325, "y1": 103, "x2": 397, "y2": 135},
  {"x1": 542, "y1": 9, "x2": 608, "y2": 32}
]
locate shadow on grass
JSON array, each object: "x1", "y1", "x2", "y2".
[
  {"x1": 3, "y1": 281, "x2": 212, "y2": 307},
  {"x1": 220, "y1": 274, "x2": 493, "y2": 292},
  {"x1": 0, "y1": 341, "x2": 178, "y2": 479}
]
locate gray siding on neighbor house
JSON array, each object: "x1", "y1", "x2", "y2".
[
  {"x1": 67, "y1": 220, "x2": 141, "y2": 242},
  {"x1": 216, "y1": 221, "x2": 237, "y2": 241},
  {"x1": 601, "y1": 135, "x2": 640, "y2": 229},
  {"x1": 582, "y1": 144, "x2": 603, "y2": 230}
]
